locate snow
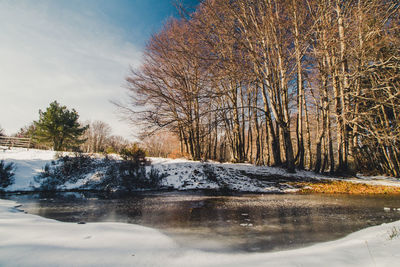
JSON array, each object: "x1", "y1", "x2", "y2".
[
  {"x1": 350, "y1": 174, "x2": 400, "y2": 187},
  {"x1": 2, "y1": 148, "x2": 400, "y2": 265},
  {"x1": 147, "y1": 157, "x2": 400, "y2": 192},
  {"x1": 0, "y1": 148, "x2": 57, "y2": 191},
  {"x1": 1, "y1": 198, "x2": 400, "y2": 266},
  {"x1": 1, "y1": 147, "x2": 400, "y2": 193},
  {"x1": 0, "y1": 199, "x2": 179, "y2": 266}
]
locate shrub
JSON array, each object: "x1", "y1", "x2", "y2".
[
  {"x1": 94, "y1": 162, "x2": 164, "y2": 191},
  {"x1": 147, "y1": 167, "x2": 166, "y2": 188},
  {"x1": 35, "y1": 153, "x2": 98, "y2": 190},
  {"x1": 57, "y1": 153, "x2": 94, "y2": 177},
  {"x1": 115, "y1": 163, "x2": 164, "y2": 191},
  {"x1": 100, "y1": 163, "x2": 120, "y2": 191},
  {"x1": 104, "y1": 147, "x2": 116, "y2": 155},
  {"x1": 0, "y1": 160, "x2": 15, "y2": 188},
  {"x1": 35, "y1": 165, "x2": 60, "y2": 191},
  {"x1": 120, "y1": 144, "x2": 146, "y2": 165},
  {"x1": 119, "y1": 162, "x2": 147, "y2": 191},
  {"x1": 35, "y1": 153, "x2": 165, "y2": 192}
]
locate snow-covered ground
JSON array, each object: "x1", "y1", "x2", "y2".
[
  {"x1": 2, "y1": 148, "x2": 400, "y2": 266},
  {"x1": 1, "y1": 198, "x2": 400, "y2": 266},
  {"x1": 1, "y1": 147, "x2": 400, "y2": 193},
  {"x1": 0, "y1": 148, "x2": 56, "y2": 191}
]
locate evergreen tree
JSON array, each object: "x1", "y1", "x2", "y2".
[
  {"x1": 33, "y1": 101, "x2": 88, "y2": 151},
  {"x1": 0, "y1": 160, "x2": 15, "y2": 188}
]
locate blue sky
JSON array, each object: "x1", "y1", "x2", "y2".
[
  {"x1": 49, "y1": 0, "x2": 199, "y2": 45},
  {"x1": 0, "y1": 0, "x2": 199, "y2": 140}
]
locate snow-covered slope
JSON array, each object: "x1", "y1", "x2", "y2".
[
  {"x1": 149, "y1": 157, "x2": 297, "y2": 192},
  {"x1": 1, "y1": 199, "x2": 400, "y2": 266},
  {"x1": 0, "y1": 148, "x2": 56, "y2": 191},
  {"x1": 0, "y1": 148, "x2": 307, "y2": 192},
  {"x1": 1, "y1": 147, "x2": 400, "y2": 193}
]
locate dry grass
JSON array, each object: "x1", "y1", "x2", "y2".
[
  {"x1": 388, "y1": 226, "x2": 400, "y2": 240},
  {"x1": 293, "y1": 180, "x2": 400, "y2": 194}
]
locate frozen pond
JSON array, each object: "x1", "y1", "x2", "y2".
[{"x1": 6, "y1": 191, "x2": 400, "y2": 253}]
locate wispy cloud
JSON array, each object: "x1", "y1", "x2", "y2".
[{"x1": 0, "y1": 1, "x2": 142, "y2": 139}]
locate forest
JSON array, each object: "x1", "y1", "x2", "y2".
[{"x1": 124, "y1": 0, "x2": 400, "y2": 176}]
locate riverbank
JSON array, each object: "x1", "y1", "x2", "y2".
[
  {"x1": 294, "y1": 181, "x2": 400, "y2": 194},
  {"x1": 1, "y1": 147, "x2": 400, "y2": 194},
  {"x1": 1, "y1": 198, "x2": 400, "y2": 266}
]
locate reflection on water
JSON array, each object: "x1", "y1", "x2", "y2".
[{"x1": 6, "y1": 191, "x2": 400, "y2": 252}]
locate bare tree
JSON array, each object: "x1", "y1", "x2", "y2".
[
  {"x1": 121, "y1": 0, "x2": 400, "y2": 176},
  {"x1": 140, "y1": 130, "x2": 181, "y2": 158},
  {"x1": 82, "y1": 120, "x2": 112, "y2": 153}
]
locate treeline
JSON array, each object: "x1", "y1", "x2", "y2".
[
  {"x1": 17, "y1": 120, "x2": 130, "y2": 154},
  {"x1": 80, "y1": 121, "x2": 130, "y2": 154},
  {"x1": 126, "y1": 0, "x2": 399, "y2": 176}
]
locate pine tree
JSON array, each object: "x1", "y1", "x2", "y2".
[
  {"x1": 0, "y1": 160, "x2": 15, "y2": 188},
  {"x1": 33, "y1": 101, "x2": 88, "y2": 151}
]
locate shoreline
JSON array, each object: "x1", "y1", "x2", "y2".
[
  {"x1": 1, "y1": 198, "x2": 400, "y2": 266},
  {"x1": 3, "y1": 180, "x2": 400, "y2": 195},
  {"x1": 1, "y1": 148, "x2": 400, "y2": 195}
]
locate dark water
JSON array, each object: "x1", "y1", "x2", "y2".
[{"x1": 6, "y1": 191, "x2": 400, "y2": 253}]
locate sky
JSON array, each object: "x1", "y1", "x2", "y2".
[{"x1": 0, "y1": 0, "x2": 199, "y2": 140}]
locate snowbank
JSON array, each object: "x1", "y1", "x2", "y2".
[
  {"x1": 1, "y1": 147, "x2": 400, "y2": 193},
  {"x1": 1, "y1": 198, "x2": 400, "y2": 266},
  {"x1": 0, "y1": 148, "x2": 56, "y2": 191}
]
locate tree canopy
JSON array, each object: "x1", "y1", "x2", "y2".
[{"x1": 33, "y1": 101, "x2": 88, "y2": 151}]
